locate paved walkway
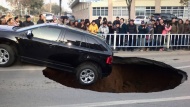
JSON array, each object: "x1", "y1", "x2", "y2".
[{"x1": 114, "y1": 50, "x2": 190, "y2": 66}]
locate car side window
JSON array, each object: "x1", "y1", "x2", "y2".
[
  {"x1": 64, "y1": 30, "x2": 82, "y2": 46},
  {"x1": 87, "y1": 37, "x2": 103, "y2": 51},
  {"x1": 32, "y1": 27, "x2": 61, "y2": 41}
]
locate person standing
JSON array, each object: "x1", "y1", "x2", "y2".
[
  {"x1": 95, "y1": 16, "x2": 102, "y2": 28},
  {"x1": 37, "y1": 14, "x2": 45, "y2": 24},
  {"x1": 150, "y1": 20, "x2": 156, "y2": 34},
  {"x1": 103, "y1": 17, "x2": 107, "y2": 23},
  {"x1": 107, "y1": 21, "x2": 114, "y2": 45},
  {"x1": 84, "y1": 19, "x2": 90, "y2": 31},
  {"x1": 160, "y1": 23, "x2": 172, "y2": 51},
  {"x1": 127, "y1": 19, "x2": 137, "y2": 51},
  {"x1": 183, "y1": 19, "x2": 190, "y2": 49},
  {"x1": 138, "y1": 21, "x2": 149, "y2": 51},
  {"x1": 67, "y1": 20, "x2": 74, "y2": 27},
  {"x1": 73, "y1": 20, "x2": 79, "y2": 28},
  {"x1": 155, "y1": 19, "x2": 165, "y2": 48},
  {"x1": 114, "y1": 22, "x2": 120, "y2": 50},
  {"x1": 22, "y1": 15, "x2": 34, "y2": 27},
  {"x1": 113, "y1": 16, "x2": 120, "y2": 28},
  {"x1": 88, "y1": 20, "x2": 98, "y2": 35},
  {"x1": 98, "y1": 21, "x2": 109, "y2": 34},
  {"x1": 99, "y1": 21, "x2": 109, "y2": 42},
  {"x1": 0, "y1": 16, "x2": 7, "y2": 25},
  {"x1": 7, "y1": 18, "x2": 17, "y2": 26},
  {"x1": 63, "y1": 17, "x2": 69, "y2": 25},
  {"x1": 170, "y1": 18, "x2": 178, "y2": 50},
  {"x1": 58, "y1": 16, "x2": 64, "y2": 25},
  {"x1": 184, "y1": 19, "x2": 190, "y2": 34},
  {"x1": 177, "y1": 19, "x2": 184, "y2": 48},
  {"x1": 118, "y1": 18, "x2": 128, "y2": 51},
  {"x1": 78, "y1": 19, "x2": 86, "y2": 30},
  {"x1": 14, "y1": 16, "x2": 22, "y2": 27},
  {"x1": 108, "y1": 21, "x2": 114, "y2": 34}
]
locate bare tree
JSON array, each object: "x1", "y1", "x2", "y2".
[
  {"x1": 180, "y1": 0, "x2": 189, "y2": 6},
  {"x1": 125, "y1": 0, "x2": 132, "y2": 19}
]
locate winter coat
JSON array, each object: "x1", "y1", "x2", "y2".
[
  {"x1": 170, "y1": 23, "x2": 178, "y2": 34},
  {"x1": 37, "y1": 19, "x2": 45, "y2": 24},
  {"x1": 162, "y1": 26, "x2": 172, "y2": 35},
  {"x1": 77, "y1": 23, "x2": 87, "y2": 30},
  {"x1": 119, "y1": 23, "x2": 128, "y2": 34},
  {"x1": 88, "y1": 24, "x2": 98, "y2": 34},
  {"x1": 127, "y1": 24, "x2": 137, "y2": 34},
  {"x1": 108, "y1": 26, "x2": 114, "y2": 34},
  {"x1": 138, "y1": 25, "x2": 148, "y2": 34},
  {"x1": 95, "y1": 19, "x2": 101, "y2": 28},
  {"x1": 15, "y1": 20, "x2": 23, "y2": 27},
  {"x1": 138, "y1": 25, "x2": 149, "y2": 38},
  {"x1": 178, "y1": 24, "x2": 184, "y2": 34},
  {"x1": 184, "y1": 24, "x2": 190, "y2": 34},
  {"x1": 22, "y1": 21, "x2": 34, "y2": 27},
  {"x1": 98, "y1": 25, "x2": 109, "y2": 34},
  {"x1": 114, "y1": 27, "x2": 120, "y2": 34},
  {"x1": 155, "y1": 24, "x2": 165, "y2": 34},
  {"x1": 113, "y1": 20, "x2": 120, "y2": 27}
]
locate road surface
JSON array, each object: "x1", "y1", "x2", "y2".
[{"x1": 0, "y1": 50, "x2": 190, "y2": 107}]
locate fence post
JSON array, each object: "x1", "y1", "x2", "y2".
[
  {"x1": 113, "y1": 31, "x2": 117, "y2": 51},
  {"x1": 166, "y1": 32, "x2": 171, "y2": 51}
]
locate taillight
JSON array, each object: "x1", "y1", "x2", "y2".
[{"x1": 106, "y1": 56, "x2": 112, "y2": 64}]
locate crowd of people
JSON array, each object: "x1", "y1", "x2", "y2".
[
  {"x1": 1, "y1": 13, "x2": 190, "y2": 51},
  {"x1": 63, "y1": 16, "x2": 190, "y2": 51}
]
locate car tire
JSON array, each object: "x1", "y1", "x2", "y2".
[
  {"x1": 0, "y1": 44, "x2": 16, "y2": 67},
  {"x1": 76, "y1": 62, "x2": 101, "y2": 85}
]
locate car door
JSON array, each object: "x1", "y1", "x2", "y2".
[
  {"x1": 49, "y1": 29, "x2": 88, "y2": 69},
  {"x1": 18, "y1": 26, "x2": 62, "y2": 64}
]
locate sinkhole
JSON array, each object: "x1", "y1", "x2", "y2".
[{"x1": 43, "y1": 57, "x2": 188, "y2": 93}]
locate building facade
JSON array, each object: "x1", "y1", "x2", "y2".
[{"x1": 69, "y1": 0, "x2": 188, "y2": 22}]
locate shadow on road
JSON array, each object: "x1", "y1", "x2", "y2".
[{"x1": 43, "y1": 57, "x2": 188, "y2": 93}]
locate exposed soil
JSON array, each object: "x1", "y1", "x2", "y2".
[{"x1": 43, "y1": 57, "x2": 188, "y2": 93}]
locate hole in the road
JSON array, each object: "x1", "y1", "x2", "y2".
[{"x1": 42, "y1": 57, "x2": 188, "y2": 93}]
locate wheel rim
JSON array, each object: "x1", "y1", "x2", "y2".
[
  {"x1": 0, "y1": 48, "x2": 10, "y2": 65},
  {"x1": 80, "y1": 69, "x2": 95, "y2": 84}
]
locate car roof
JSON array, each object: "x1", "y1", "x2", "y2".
[
  {"x1": 0, "y1": 25, "x2": 17, "y2": 31},
  {"x1": 16, "y1": 23, "x2": 104, "y2": 40}
]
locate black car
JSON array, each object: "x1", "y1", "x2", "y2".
[
  {"x1": 152, "y1": 13, "x2": 180, "y2": 23},
  {"x1": 0, "y1": 24, "x2": 113, "y2": 85}
]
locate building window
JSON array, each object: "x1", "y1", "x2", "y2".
[
  {"x1": 93, "y1": 7, "x2": 108, "y2": 16},
  {"x1": 161, "y1": 6, "x2": 187, "y2": 18},
  {"x1": 113, "y1": 7, "x2": 128, "y2": 16},
  {"x1": 135, "y1": 6, "x2": 155, "y2": 16},
  {"x1": 184, "y1": 7, "x2": 188, "y2": 18}
]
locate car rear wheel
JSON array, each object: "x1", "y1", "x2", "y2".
[
  {"x1": 0, "y1": 44, "x2": 15, "y2": 67},
  {"x1": 76, "y1": 62, "x2": 101, "y2": 85}
]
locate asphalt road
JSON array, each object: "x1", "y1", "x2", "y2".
[{"x1": 0, "y1": 50, "x2": 190, "y2": 107}]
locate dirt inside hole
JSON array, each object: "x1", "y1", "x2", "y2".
[{"x1": 42, "y1": 57, "x2": 188, "y2": 93}]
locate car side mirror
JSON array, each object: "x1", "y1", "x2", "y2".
[{"x1": 26, "y1": 30, "x2": 33, "y2": 39}]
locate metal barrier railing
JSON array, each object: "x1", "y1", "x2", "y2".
[{"x1": 98, "y1": 32, "x2": 190, "y2": 50}]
